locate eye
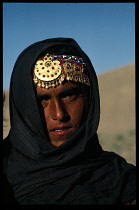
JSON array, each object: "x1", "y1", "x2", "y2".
[
  {"x1": 61, "y1": 89, "x2": 81, "y2": 101},
  {"x1": 63, "y1": 92, "x2": 77, "y2": 99},
  {"x1": 37, "y1": 94, "x2": 50, "y2": 108},
  {"x1": 41, "y1": 100, "x2": 48, "y2": 108},
  {"x1": 37, "y1": 95, "x2": 50, "y2": 102}
]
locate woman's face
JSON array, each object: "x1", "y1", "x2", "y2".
[{"x1": 36, "y1": 81, "x2": 85, "y2": 147}]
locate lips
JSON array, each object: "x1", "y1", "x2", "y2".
[{"x1": 49, "y1": 126, "x2": 73, "y2": 136}]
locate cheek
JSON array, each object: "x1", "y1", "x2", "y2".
[
  {"x1": 43, "y1": 108, "x2": 50, "y2": 124},
  {"x1": 68, "y1": 99, "x2": 85, "y2": 126}
]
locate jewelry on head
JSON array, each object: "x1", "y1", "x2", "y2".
[{"x1": 33, "y1": 54, "x2": 90, "y2": 89}]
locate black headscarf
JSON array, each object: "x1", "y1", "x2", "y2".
[{"x1": 4, "y1": 38, "x2": 135, "y2": 205}]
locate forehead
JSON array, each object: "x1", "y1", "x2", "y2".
[{"x1": 36, "y1": 81, "x2": 81, "y2": 96}]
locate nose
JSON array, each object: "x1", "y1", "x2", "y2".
[{"x1": 50, "y1": 98, "x2": 70, "y2": 122}]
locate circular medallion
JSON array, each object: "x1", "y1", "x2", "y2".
[{"x1": 34, "y1": 59, "x2": 62, "y2": 82}]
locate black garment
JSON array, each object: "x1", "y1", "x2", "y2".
[
  {"x1": 3, "y1": 137, "x2": 19, "y2": 205},
  {"x1": 3, "y1": 38, "x2": 136, "y2": 205}
]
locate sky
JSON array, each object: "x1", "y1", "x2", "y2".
[{"x1": 3, "y1": 2, "x2": 135, "y2": 90}]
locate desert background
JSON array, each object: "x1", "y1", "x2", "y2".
[{"x1": 3, "y1": 63, "x2": 136, "y2": 165}]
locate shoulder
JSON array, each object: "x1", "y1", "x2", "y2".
[
  {"x1": 101, "y1": 151, "x2": 136, "y2": 204},
  {"x1": 3, "y1": 173, "x2": 19, "y2": 205},
  {"x1": 3, "y1": 138, "x2": 19, "y2": 205}
]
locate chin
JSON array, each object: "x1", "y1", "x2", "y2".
[
  {"x1": 51, "y1": 140, "x2": 67, "y2": 147},
  {"x1": 49, "y1": 133, "x2": 74, "y2": 147}
]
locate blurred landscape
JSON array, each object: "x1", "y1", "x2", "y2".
[
  {"x1": 3, "y1": 63, "x2": 136, "y2": 165},
  {"x1": 98, "y1": 63, "x2": 135, "y2": 165}
]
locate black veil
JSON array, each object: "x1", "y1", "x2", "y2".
[{"x1": 4, "y1": 38, "x2": 135, "y2": 205}]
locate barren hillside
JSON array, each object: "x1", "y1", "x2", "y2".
[
  {"x1": 98, "y1": 63, "x2": 135, "y2": 133},
  {"x1": 98, "y1": 63, "x2": 135, "y2": 164}
]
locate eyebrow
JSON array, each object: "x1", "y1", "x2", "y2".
[
  {"x1": 59, "y1": 86, "x2": 82, "y2": 97},
  {"x1": 37, "y1": 86, "x2": 82, "y2": 100}
]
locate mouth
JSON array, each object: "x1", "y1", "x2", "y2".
[{"x1": 50, "y1": 126, "x2": 73, "y2": 136}]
